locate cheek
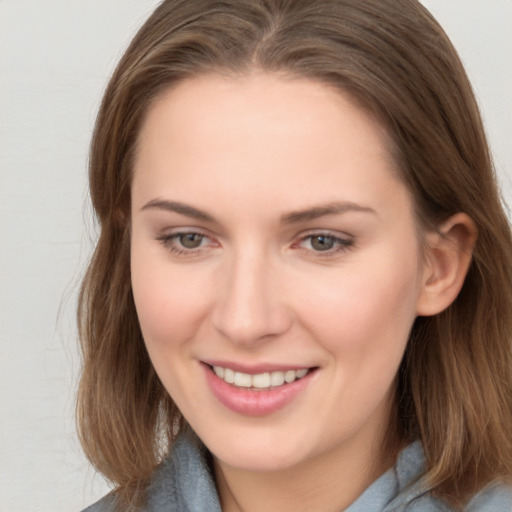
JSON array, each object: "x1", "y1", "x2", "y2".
[
  {"x1": 130, "y1": 245, "x2": 209, "y2": 351},
  {"x1": 296, "y1": 251, "x2": 421, "y2": 361}
]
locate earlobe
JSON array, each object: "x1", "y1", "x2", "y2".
[{"x1": 416, "y1": 213, "x2": 477, "y2": 317}]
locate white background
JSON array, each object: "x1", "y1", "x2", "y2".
[{"x1": 0, "y1": 1, "x2": 510, "y2": 511}]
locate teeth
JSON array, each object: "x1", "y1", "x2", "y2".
[
  {"x1": 270, "y1": 371, "x2": 285, "y2": 387},
  {"x1": 234, "y1": 372, "x2": 252, "y2": 387},
  {"x1": 224, "y1": 368, "x2": 235, "y2": 384},
  {"x1": 252, "y1": 372, "x2": 271, "y2": 388},
  {"x1": 212, "y1": 366, "x2": 310, "y2": 389},
  {"x1": 284, "y1": 370, "x2": 296, "y2": 383},
  {"x1": 296, "y1": 369, "x2": 308, "y2": 378}
]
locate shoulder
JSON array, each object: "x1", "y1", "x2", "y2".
[
  {"x1": 382, "y1": 443, "x2": 512, "y2": 512},
  {"x1": 79, "y1": 431, "x2": 221, "y2": 512},
  {"x1": 80, "y1": 494, "x2": 116, "y2": 512},
  {"x1": 384, "y1": 483, "x2": 512, "y2": 512},
  {"x1": 402, "y1": 483, "x2": 512, "y2": 512},
  {"x1": 465, "y1": 482, "x2": 512, "y2": 511}
]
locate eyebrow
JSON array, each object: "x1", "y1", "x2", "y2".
[
  {"x1": 141, "y1": 199, "x2": 214, "y2": 222},
  {"x1": 140, "y1": 198, "x2": 376, "y2": 224},
  {"x1": 281, "y1": 202, "x2": 377, "y2": 224}
]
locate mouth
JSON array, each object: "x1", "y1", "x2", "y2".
[
  {"x1": 205, "y1": 364, "x2": 315, "y2": 391},
  {"x1": 202, "y1": 362, "x2": 318, "y2": 416}
]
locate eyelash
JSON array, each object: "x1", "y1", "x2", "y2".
[
  {"x1": 156, "y1": 230, "x2": 354, "y2": 257},
  {"x1": 156, "y1": 231, "x2": 213, "y2": 256},
  {"x1": 291, "y1": 232, "x2": 355, "y2": 259}
]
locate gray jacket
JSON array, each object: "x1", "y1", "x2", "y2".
[{"x1": 83, "y1": 432, "x2": 512, "y2": 511}]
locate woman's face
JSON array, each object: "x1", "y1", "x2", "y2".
[{"x1": 130, "y1": 73, "x2": 428, "y2": 474}]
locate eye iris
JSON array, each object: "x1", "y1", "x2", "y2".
[
  {"x1": 311, "y1": 235, "x2": 335, "y2": 251},
  {"x1": 179, "y1": 233, "x2": 203, "y2": 249}
]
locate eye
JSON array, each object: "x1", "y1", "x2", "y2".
[
  {"x1": 296, "y1": 232, "x2": 354, "y2": 255},
  {"x1": 156, "y1": 230, "x2": 215, "y2": 255},
  {"x1": 177, "y1": 232, "x2": 204, "y2": 249},
  {"x1": 309, "y1": 235, "x2": 337, "y2": 251}
]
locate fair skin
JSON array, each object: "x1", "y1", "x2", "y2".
[{"x1": 130, "y1": 73, "x2": 475, "y2": 512}]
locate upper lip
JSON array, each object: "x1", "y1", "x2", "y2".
[{"x1": 201, "y1": 359, "x2": 315, "y2": 374}]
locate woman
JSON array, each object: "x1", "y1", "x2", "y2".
[{"x1": 78, "y1": 0, "x2": 512, "y2": 510}]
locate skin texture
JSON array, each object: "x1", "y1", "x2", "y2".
[{"x1": 130, "y1": 73, "x2": 475, "y2": 512}]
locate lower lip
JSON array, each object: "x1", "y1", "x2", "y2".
[{"x1": 203, "y1": 365, "x2": 315, "y2": 417}]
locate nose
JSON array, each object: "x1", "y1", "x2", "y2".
[{"x1": 212, "y1": 247, "x2": 292, "y2": 347}]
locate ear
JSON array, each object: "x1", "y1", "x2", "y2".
[{"x1": 416, "y1": 213, "x2": 477, "y2": 317}]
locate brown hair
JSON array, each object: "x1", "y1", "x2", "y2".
[{"x1": 77, "y1": 0, "x2": 512, "y2": 508}]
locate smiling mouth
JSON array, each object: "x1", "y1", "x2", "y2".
[{"x1": 209, "y1": 365, "x2": 314, "y2": 391}]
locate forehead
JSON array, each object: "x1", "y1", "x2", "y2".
[
  {"x1": 138, "y1": 72, "x2": 393, "y2": 151},
  {"x1": 132, "y1": 72, "x2": 410, "y2": 219}
]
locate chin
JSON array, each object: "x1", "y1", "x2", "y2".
[
  {"x1": 200, "y1": 427, "x2": 314, "y2": 472},
  {"x1": 216, "y1": 448, "x2": 305, "y2": 473}
]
